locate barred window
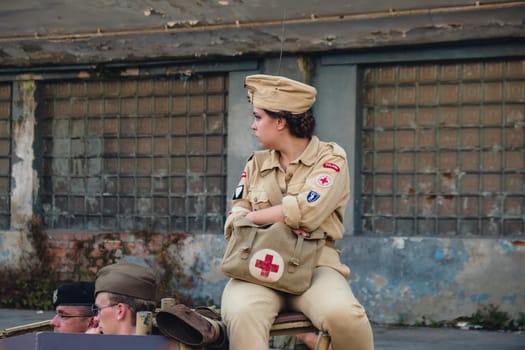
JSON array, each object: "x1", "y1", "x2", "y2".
[
  {"x1": 0, "y1": 83, "x2": 11, "y2": 229},
  {"x1": 37, "y1": 75, "x2": 228, "y2": 233},
  {"x1": 362, "y1": 60, "x2": 525, "y2": 236}
]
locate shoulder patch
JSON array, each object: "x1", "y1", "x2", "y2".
[
  {"x1": 233, "y1": 185, "x2": 244, "y2": 200},
  {"x1": 307, "y1": 190, "x2": 320, "y2": 203},
  {"x1": 323, "y1": 162, "x2": 340, "y2": 172},
  {"x1": 316, "y1": 174, "x2": 333, "y2": 188}
]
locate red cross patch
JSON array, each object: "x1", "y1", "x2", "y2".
[
  {"x1": 316, "y1": 174, "x2": 333, "y2": 188},
  {"x1": 249, "y1": 249, "x2": 284, "y2": 282}
]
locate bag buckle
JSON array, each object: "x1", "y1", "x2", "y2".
[
  {"x1": 289, "y1": 257, "x2": 300, "y2": 266},
  {"x1": 240, "y1": 246, "x2": 250, "y2": 259}
]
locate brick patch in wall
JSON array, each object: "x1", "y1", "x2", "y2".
[{"x1": 46, "y1": 231, "x2": 190, "y2": 284}]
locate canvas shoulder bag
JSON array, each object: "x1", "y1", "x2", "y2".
[{"x1": 221, "y1": 152, "x2": 326, "y2": 295}]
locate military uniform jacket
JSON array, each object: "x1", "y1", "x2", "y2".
[{"x1": 225, "y1": 136, "x2": 351, "y2": 278}]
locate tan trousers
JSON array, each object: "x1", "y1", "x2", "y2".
[{"x1": 221, "y1": 267, "x2": 374, "y2": 350}]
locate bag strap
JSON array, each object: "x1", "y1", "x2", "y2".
[
  {"x1": 240, "y1": 225, "x2": 258, "y2": 260},
  {"x1": 288, "y1": 234, "x2": 304, "y2": 273}
]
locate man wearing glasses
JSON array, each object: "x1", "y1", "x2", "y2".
[
  {"x1": 51, "y1": 281, "x2": 97, "y2": 333},
  {"x1": 88, "y1": 261, "x2": 157, "y2": 335}
]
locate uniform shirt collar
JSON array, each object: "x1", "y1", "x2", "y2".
[{"x1": 261, "y1": 136, "x2": 320, "y2": 173}]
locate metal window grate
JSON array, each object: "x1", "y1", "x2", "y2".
[
  {"x1": 0, "y1": 83, "x2": 11, "y2": 229},
  {"x1": 362, "y1": 60, "x2": 525, "y2": 236},
  {"x1": 37, "y1": 75, "x2": 228, "y2": 234}
]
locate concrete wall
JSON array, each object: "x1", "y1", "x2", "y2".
[
  {"x1": 0, "y1": 81, "x2": 38, "y2": 268},
  {"x1": 222, "y1": 53, "x2": 525, "y2": 323},
  {"x1": 153, "y1": 52, "x2": 525, "y2": 323},
  {"x1": 345, "y1": 236, "x2": 525, "y2": 323},
  {"x1": 0, "y1": 0, "x2": 524, "y2": 326},
  {"x1": 1, "y1": 48, "x2": 524, "y2": 325},
  {"x1": 1, "y1": 1, "x2": 524, "y2": 67},
  {"x1": 179, "y1": 235, "x2": 525, "y2": 324}
]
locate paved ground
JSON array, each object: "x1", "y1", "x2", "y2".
[
  {"x1": 1, "y1": 309, "x2": 524, "y2": 349},
  {"x1": 0, "y1": 309, "x2": 55, "y2": 329}
]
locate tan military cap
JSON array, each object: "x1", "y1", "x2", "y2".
[
  {"x1": 95, "y1": 261, "x2": 156, "y2": 301},
  {"x1": 245, "y1": 74, "x2": 317, "y2": 114}
]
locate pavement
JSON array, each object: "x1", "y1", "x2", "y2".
[
  {"x1": 1, "y1": 308, "x2": 524, "y2": 349},
  {"x1": 0, "y1": 309, "x2": 55, "y2": 330}
]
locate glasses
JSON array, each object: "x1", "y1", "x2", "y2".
[
  {"x1": 91, "y1": 303, "x2": 118, "y2": 315},
  {"x1": 55, "y1": 312, "x2": 93, "y2": 321}
]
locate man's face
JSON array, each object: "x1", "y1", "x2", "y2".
[
  {"x1": 93, "y1": 292, "x2": 120, "y2": 334},
  {"x1": 50, "y1": 305, "x2": 94, "y2": 333}
]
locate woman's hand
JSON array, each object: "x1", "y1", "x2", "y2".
[
  {"x1": 245, "y1": 205, "x2": 285, "y2": 225},
  {"x1": 245, "y1": 207, "x2": 310, "y2": 237}
]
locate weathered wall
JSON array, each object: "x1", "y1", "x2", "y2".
[
  {"x1": 11, "y1": 81, "x2": 37, "y2": 229},
  {"x1": 2, "y1": 52, "x2": 525, "y2": 324},
  {"x1": 0, "y1": 82, "x2": 37, "y2": 268},
  {"x1": 345, "y1": 237, "x2": 525, "y2": 323},
  {"x1": 188, "y1": 234, "x2": 525, "y2": 323},
  {"x1": 4, "y1": 229, "x2": 524, "y2": 323},
  {"x1": 221, "y1": 57, "x2": 525, "y2": 324},
  {"x1": 0, "y1": 1, "x2": 524, "y2": 325},
  {"x1": 0, "y1": 1, "x2": 524, "y2": 67}
]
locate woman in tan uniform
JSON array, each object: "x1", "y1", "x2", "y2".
[{"x1": 221, "y1": 74, "x2": 374, "y2": 350}]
